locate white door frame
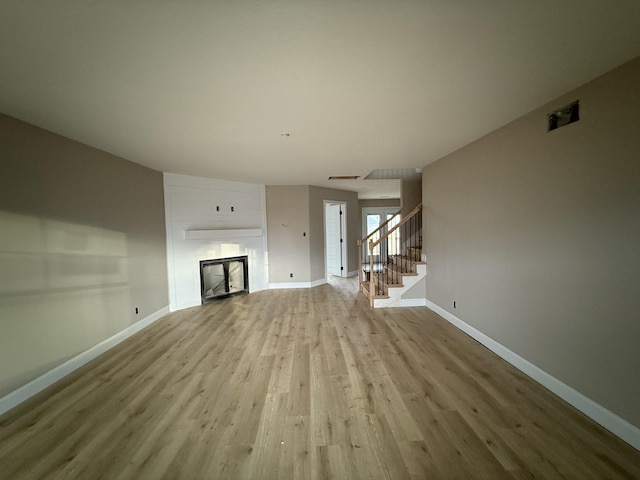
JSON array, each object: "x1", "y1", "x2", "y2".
[{"x1": 324, "y1": 200, "x2": 348, "y2": 278}]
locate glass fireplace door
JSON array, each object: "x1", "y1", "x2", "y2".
[
  {"x1": 200, "y1": 256, "x2": 249, "y2": 303},
  {"x1": 227, "y1": 260, "x2": 245, "y2": 294},
  {"x1": 202, "y1": 263, "x2": 226, "y2": 300}
]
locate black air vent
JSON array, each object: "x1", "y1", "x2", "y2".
[{"x1": 548, "y1": 100, "x2": 579, "y2": 131}]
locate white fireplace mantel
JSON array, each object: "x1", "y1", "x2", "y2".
[{"x1": 183, "y1": 228, "x2": 263, "y2": 240}]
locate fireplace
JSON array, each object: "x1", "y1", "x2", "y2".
[{"x1": 199, "y1": 255, "x2": 249, "y2": 303}]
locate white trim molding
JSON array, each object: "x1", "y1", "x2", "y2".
[
  {"x1": 0, "y1": 306, "x2": 169, "y2": 417},
  {"x1": 399, "y1": 298, "x2": 427, "y2": 307},
  {"x1": 184, "y1": 228, "x2": 262, "y2": 240},
  {"x1": 269, "y1": 278, "x2": 327, "y2": 289},
  {"x1": 424, "y1": 299, "x2": 640, "y2": 451}
]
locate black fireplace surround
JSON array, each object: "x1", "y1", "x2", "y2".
[{"x1": 199, "y1": 255, "x2": 249, "y2": 303}]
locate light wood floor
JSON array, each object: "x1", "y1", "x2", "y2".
[{"x1": 0, "y1": 278, "x2": 638, "y2": 479}]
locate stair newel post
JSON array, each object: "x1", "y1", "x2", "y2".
[
  {"x1": 417, "y1": 210, "x2": 422, "y2": 262},
  {"x1": 388, "y1": 236, "x2": 392, "y2": 286},
  {"x1": 383, "y1": 236, "x2": 388, "y2": 293},
  {"x1": 402, "y1": 219, "x2": 406, "y2": 273},
  {"x1": 416, "y1": 213, "x2": 419, "y2": 261},
  {"x1": 368, "y1": 239, "x2": 375, "y2": 307},
  {"x1": 407, "y1": 213, "x2": 415, "y2": 268},
  {"x1": 392, "y1": 222, "x2": 396, "y2": 284},
  {"x1": 357, "y1": 238, "x2": 362, "y2": 292},
  {"x1": 411, "y1": 216, "x2": 414, "y2": 263},
  {"x1": 412, "y1": 215, "x2": 420, "y2": 264},
  {"x1": 410, "y1": 213, "x2": 415, "y2": 264},
  {"x1": 409, "y1": 217, "x2": 412, "y2": 268},
  {"x1": 394, "y1": 234, "x2": 399, "y2": 283},
  {"x1": 382, "y1": 235, "x2": 386, "y2": 292}
]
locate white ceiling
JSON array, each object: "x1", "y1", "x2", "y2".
[{"x1": 2, "y1": 1, "x2": 640, "y2": 199}]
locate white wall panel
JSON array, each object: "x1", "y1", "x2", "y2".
[{"x1": 164, "y1": 173, "x2": 268, "y2": 311}]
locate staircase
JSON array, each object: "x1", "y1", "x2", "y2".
[{"x1": 358, "y1": 204, "x2": 425, "y2": 308}]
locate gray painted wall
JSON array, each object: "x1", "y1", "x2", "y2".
[
  {"x1": 265, "y1": 186, "x2": 311, "y2": 283},
  {"x1": 0, "y1": 114, "x2": 168, "y2": 397},
  {"x1": 423, "y1": 57, "x2": 640, "y2": 428},
  {"x1": 266, "y1": 185, "x2": 358, "y2": 284},
  {"x1": 309, "y1": 186, "x2": 359, "y2": 278},
  {"x1": 401, "y1": 178, "x2": 422, "y2": 217},
  {"x1": 358, "y1": 199, "x2": 401, "y2": 209}
]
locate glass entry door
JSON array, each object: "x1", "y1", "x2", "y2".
[
  {"x1": 362, "y1": 207, "x2": 400, "y2": 263},
  {"x1": 366, "y1": 213, "x2": 382, "y2": 258}
]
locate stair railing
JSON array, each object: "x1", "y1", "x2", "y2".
[
  {"x1": 357, "y1": 209, "x2": 401, "y2": 293},
  {"x1": 366, "y1": 204, "x2": 422, "y2": 306}
]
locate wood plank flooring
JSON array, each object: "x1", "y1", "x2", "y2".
[{"x1": 0, "y1": 277, "x2": 638, "y2": 479}]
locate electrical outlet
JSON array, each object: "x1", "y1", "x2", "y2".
[
  {"x1": 290, "y1": 273, "x2": 293, "y2": 278},
  {"x1": 135, "y1": 307, "x2": 139, "y2": 314},
  {"x1": 453, "y1": 301, "x2": 457, "y2": 309}
]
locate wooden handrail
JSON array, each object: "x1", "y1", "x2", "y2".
[{"x1": 370, "y1": 204, "x2": 422, "y2": 249}]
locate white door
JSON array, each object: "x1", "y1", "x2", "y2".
[{"x1": 325, "y1": 202, "x2": 346, "y2": 277}]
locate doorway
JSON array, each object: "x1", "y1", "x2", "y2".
[
  {"x1": 324, "y1": 201, "x2": 348, "y2": 278},
  {"x1": 361, "y1": 206, "x2": 400, "y2": 265}
]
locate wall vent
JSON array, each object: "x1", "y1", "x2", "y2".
[{"x1": 548, "y1": 100, "x2": 579, "y2": 131}]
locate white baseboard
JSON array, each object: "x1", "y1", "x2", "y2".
[
  {"x1": 424, "y1": 299, "x2": 640, "y2": 451},
  {"x1": 0, "y1": 306, "x2": 170, "y2": 417},
  {"x1": 399, "y1": 298, "x2": 427, "y2": 307},
  {"x1": 170, "y1": 301, "x2": 199, "y2": 312},
  {"x1": 269, "y1": 278, "x2": 327, "y2": 289}
]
